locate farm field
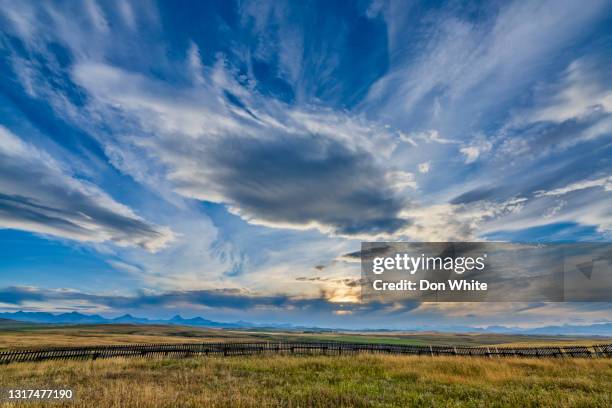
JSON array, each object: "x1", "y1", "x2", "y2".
[
  {"x1": 1, "y1": 323, "x2": 609, "y2": 349},
  {"x1": 0, "y1": 323, "x2": 256, "y2": 349},
  {"x1": 1, "y1": 354, "x2": 611, "y2": 407}
]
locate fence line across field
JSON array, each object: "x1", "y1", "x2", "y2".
[{"x1": 1, "y1": 342, "x2": 611, "y2": 364}]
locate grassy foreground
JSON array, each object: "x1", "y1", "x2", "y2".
[{"x1": 1, "y1": 355, "x2": 610, "y2": 407}]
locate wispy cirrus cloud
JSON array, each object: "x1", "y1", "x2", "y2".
[
  {"x1": 3, "y1": 0, "x2": 610, "y2": 246},
  {"x1": 0, "y1": 126, "x2": 173, "y2": 251},
  {"x1": 535, "y1": 176, "x2": 612, "y2": 198}
]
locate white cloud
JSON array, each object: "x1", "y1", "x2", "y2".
[
  {"x1": 482, "y1": 189, "x2": 612, "y2": 237},
  {"x1": 401, "y1": 129, "x2": 456, "y2": 145},
  {"x1": 0, "y1": 126, "x2": 174, "y2": 251},
  {"x1": 365, "y1": 0, "x2": 610, "y2": 139},
  {"x1": 530, "y1": 60, "x2": 612, "y2": 123},
  {"x1": 187, "y1": 41, "x2": 205, "y2": 86},
  {"x1": 399, "y1": 197, "x2": 527, "y2": 241},
  {"x1": 535, "y1": 176, "x2": 612, "y2": 197},
  {"x1": 460, "y1": 136, "x2": 492, "y2": 164},
  {"x1": 111, "y1": 213, "x2": 240, "y2": 291},
  {"x1": 85, "y1": 0, "x2": 109, "y2": 33},
  {"x1": 543, "y1": 200, "x2": 566, "y2": 219},
  {"x1": 2, "y1": 0, "x2": 610, "y2": 250},
  {"x1": 385, "y1": 171, "x2": 417, "y2": 191},
  {"x1": 460, "y1": 146, "x2": 481, "y2": 164},
  {"x1": 69, "y1": 60, "x2": 411, "y2": 238},
  {"x1": 417, "y1": 162, "x2": 430, "y2": 173},
  {"x1": 117, "y1": 0, "x2": 136, "y2": 30}
]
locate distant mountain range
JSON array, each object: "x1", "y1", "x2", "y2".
[
  {"x1": 0, "y1": 317, "x2": 27, "y2": 325},
  {"x1": 0, "y1": 311, "x2": 252, "y2": 328},
  {"x1": 1, "y1": 311, "x2": 611, "y2": 336}
]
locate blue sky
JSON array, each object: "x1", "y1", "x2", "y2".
[{"x1": 0, "y1": 0, "x2": 610, "y2": 329}]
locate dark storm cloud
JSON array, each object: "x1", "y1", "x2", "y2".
[
  {"x1": 172, "y1": 133, "x2": 410, "y2": 237},
  {"x1": 0, "y1": 192, "x2": 165, "y2": 246},
  {"x1": 0, "y1": 286, "x2": 303, "y2": 309}
]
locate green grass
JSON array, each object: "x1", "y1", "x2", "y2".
[
  {"x1": 237, "y1": 330, "x2": 610, "y2": 347},
  {"x1": 298, "y1": 334, "x2": 430, "y2": 345}
]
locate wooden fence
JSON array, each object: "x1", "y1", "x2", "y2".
[{"x1": 1, "y1": 342, "x2": 611, "y2": 364}]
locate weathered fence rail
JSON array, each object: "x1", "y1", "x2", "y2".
[{"x1": 1, "y1": 342, "x2": 610, "y2": 364}]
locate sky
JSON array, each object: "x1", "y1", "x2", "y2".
[{"x1": 0, "y1": 0, "x2": 610, "y2": 330}]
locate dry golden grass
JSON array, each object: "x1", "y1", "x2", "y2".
[
  {"x1": 0, "y1": 354, "x2": 610, "y2": 407},
  {"x1": 0, "y1": 325, "x2": 260, "y2": 349}
]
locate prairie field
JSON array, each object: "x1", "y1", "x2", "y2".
[
  {"x1": 1, "y1": 354, "x2": 611, "y2": 407},
  {"x1": 0, "y1": 324, "x2": 610, "y2": 407},
  {"x1": 1, "y1": 323, "x2": 608, "y2": 349}
]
